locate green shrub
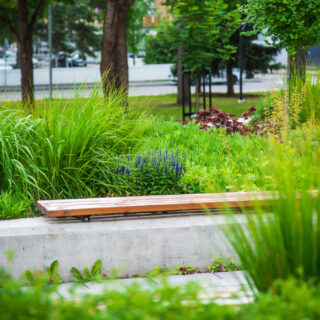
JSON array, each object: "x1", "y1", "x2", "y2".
[{"x1": 0, "y1": 192, "x2": 31, "y2": 219}]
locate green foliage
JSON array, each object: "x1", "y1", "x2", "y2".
[
  {"x1": 176, "y1": 265, "x2": 199, "y2": 275},
  {"x1": 0, "y1": 192, "x2": 31, "y2": 219},
  {"x1": 127, "y1": 0, "x2": 153, "y2": 57},
  {"x1": 253, "y1": 67, "x2": 320, "y2": 127},
  {"x1": 3, "y1": 264, "x2": 320, "y2": 319},
  {"x1": 289, "y1": 68, "x2": 320, "y2": 123},
  {"x1": 70, "y1": 260, "x2": 103, "y2": 283},
  {"x1": 143, "y1": 23, "x2": 178, "y2": 64},
  {"x1": 226, "y1": 129, "x2": 320, "y2": 292},
  {"x1": 146, "y1": 0, "x2": 241, "y2": 74},
  {"x1": 208, "y1": 258, "x2": 239, "y2": 273},
  {"x1": 24, "y1": 260, "x2": 62, "y2": 285},
  {"x1": 0, "y1": 85, "x2": 147, "y2": 218},
  {"x1": 139, "y1": 117, "x2": 320, "y2": 193},
  {"x1": 242, "y1": 0, "x2": 320, "y2": 55},
  {"x1": 139, "y1": 118, "x2": 272, "y2": 192},
  {"x1": 114, "y1": 150, "x2": 185, "y2": 195},
  {"x1": 173, "y1": 0, "x2": 241, "y2": 74},
  {"x1": 36, "y1": 0, "x2": 102, "y2": 57},
  {"x1": 0, "y1": 0, "x2": 49, "y2": 42}
]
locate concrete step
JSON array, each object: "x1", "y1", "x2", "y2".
[{"x1": 57, "y1": 271, "x2": 254, "y2": 305}]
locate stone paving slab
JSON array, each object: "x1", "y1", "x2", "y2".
[{"x1": 57, "y1": 271, "x2": 254, "y2": 305}]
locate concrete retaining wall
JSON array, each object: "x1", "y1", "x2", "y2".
[
  {"x1": 0, "y1": 214, "x2": 243, "y2": 281},
  {"x1": 0, "y1": 64, "x2": 174, "y2": 87}
]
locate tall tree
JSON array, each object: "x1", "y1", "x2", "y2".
[
  {"x1": 242, "y1": 0, "x2": 320, "y2": 120},
  {"x1": 126, "y1": 0, "x2": 153, "y2": 64},
  {"x1": 143, "y1": 24, "x2": 177, "y2": 64},
  {"x1": 0, "y1": 0, "x2": 48, "y2": 106},
  {"x1": 173, "y1": 0, "x2": 240, "y2": 106},
  {"x1": 224, "y1": 29, "x2": 280, "y2": 96},
  {"x1": 35, "y1": 0, "x2": 101, "y2": 58},
  {"x1": 100, "y1": 0, "x2": 135, "y2": 95}
]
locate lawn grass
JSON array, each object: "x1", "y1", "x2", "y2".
[
  {"x1": 130, "y1": 93, "x2": 267, "y2": 120},
  {"x1": 2, "y1": 92, "x2": 267, "y2": 121}
]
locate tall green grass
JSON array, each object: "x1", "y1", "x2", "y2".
[
  {"x1": 0, "y1": 85, "x2": 148, "y2": 204},
  {"x1": 263, "y1": 67, "x2": 320, "y2": 129},
  {"x1": 225, "y1": 126, "x2": 320, "y2": 292}
]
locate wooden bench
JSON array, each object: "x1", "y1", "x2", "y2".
[{"x1": 37, "y1": 191, "x2": 279, "y2": 219}]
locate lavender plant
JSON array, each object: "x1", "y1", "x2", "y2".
[{"x1": 115, "y1": 149, "x2": 186, "y2": 195}]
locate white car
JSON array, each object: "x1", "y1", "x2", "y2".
[{"x1": 0, "y1": 58, "x2": 13, "y2": 70}]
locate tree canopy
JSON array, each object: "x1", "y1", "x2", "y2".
[
  {"x1": 36, "y1": 0, "x2": 101, "y2": 57},
  {"x1": 242, "y1": 0, "x2": 320, "y2": 55},
  {"x1": 173, "y1": 0, "x2": 241, "y2": 74}
]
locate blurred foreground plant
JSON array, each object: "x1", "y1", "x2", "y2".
[{"x1": 225, "y1": 126, "x2": 320, "y2": 292}]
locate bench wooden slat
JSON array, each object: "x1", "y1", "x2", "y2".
[{"x1": 37, "y1": 191, "x2": 278, "y2": 218}]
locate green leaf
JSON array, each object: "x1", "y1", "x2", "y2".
[{"x1": 91, "y1": 259, "x2": 102, "y2": 277}]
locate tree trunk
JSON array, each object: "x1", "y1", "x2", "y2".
[
  {"x1": 100, "y1": 0, "x2": 134, "y2": 96},
  {"x1": 16, "y1": 43, "x2": 21, "y2": 69},
  {"x1": 284, "y1": 53, "x2": 291, "y2": 129},
  {"x1": 177, "y1": 47, "x2": 190, "y2": 107},
  {"x1": 18, "y1": 0, "x2": 34, "y2": 106},
  {"x1": 293, "y1": 47, "x2": 306, "y2": 83},
  {"x1": 177, "y1": 46, "x2": 183, "y2": 104},
  {"x1": 195, "y1": 78, "x2": 201, "y2": 111},
  {"x1": 226, "y1": 61, "x2": 235, "y2": 96}
]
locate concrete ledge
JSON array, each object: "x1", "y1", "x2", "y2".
[{"x1": 0, "y1": 214, "x2": 243, "y2": 281}]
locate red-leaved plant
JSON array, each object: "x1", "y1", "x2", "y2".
[{"x1": 187, "y1": 106, "x2": 257, "y2": 136}]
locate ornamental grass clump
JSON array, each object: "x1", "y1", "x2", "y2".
[
  {"x1": 225, "y1": 127, "x2": 320, "y2": 292},
  {"x1": 256, "y1": 67, "x2": 320, "y2": 133},
  {"x1": 0, "y1": 84, "x2": 148, "y2": 213}
]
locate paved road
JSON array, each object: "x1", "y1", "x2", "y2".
[{"x1": 0, "y1": 73, "x2": 284, "y2": 101}]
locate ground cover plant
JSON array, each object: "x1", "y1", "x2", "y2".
[
  {"x1": 191, "y1": 106, "x2": 257, "y2": 135},
  {"x1": 2, "y1": 264, "x2": 320, "y2": 319},
  {"x1": 139, "y1": 117, "x2": 320, "y2": 194},
  {"x1": 0, "y1": 192, "x2": 31, "y2": 220}
]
